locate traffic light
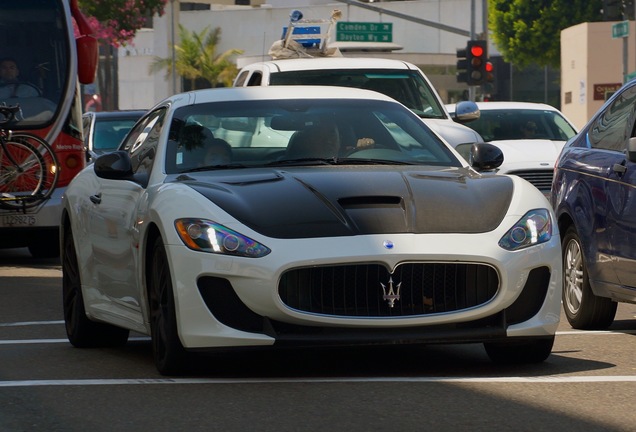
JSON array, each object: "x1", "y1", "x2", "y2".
[
  {"x1": 483, "y1": 60, "x2": 495, "y2": 94},
  {"x1": 485, "y1": 61, "x2": 494, "y2": 82},
  {"x1": 466, "y1": 40, "x2": 487, "y2": 85},
  {"x1": 456, "y1": 46, "x2": 469, "y2": 83}
]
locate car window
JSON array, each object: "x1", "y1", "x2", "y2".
[
  {"x1": 589, "y1": 85, "x2": 636, "y2": 151},
  {"x1": 463, "y1": 109, "x2": 577, "y2": 142},
  {"x1": 268, "y1": 70, "x2": 446, "y2": 119},
  {"x1": 121, "y1": 108, "x2": 167, "y2": 178},
  {"x1": 246, "y1": 72, "x2": 262, "y2": 86},
  {"x1": 92, "y1": 117, "x2": 141, "y2": 151},
  {"x1": 82, "y1": 115, "x2": 92, "y2": 141},
  {"x1": 234, "y1": 70, "x2": 249, "y2": 87},
  {"x1": 164, "y1": 98, "x2": 461, "y2": 174}
]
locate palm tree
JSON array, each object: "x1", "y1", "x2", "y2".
[{"x1": 149, "y1": 25, "x2": 243, "y2": 90}]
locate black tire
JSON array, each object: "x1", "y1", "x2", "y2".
[
  {"x1": 484, "y1": 337, "x2": 554, "y2": 364},
  {"x1": 148, "y1": 236, "x2": 188, "y2": 375},
  {"x1": 62, "y1": 226, "x2": 129, "y2": 347},
  {"x1": 562, "y1": 225, "x2": 617, "y2": 329}
]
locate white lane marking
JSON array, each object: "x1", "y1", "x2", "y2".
[
  {"x1": 0, "y1": 337, "x2": 150, "y2": 345},
  {"x1": 0, "y1": 320, "x2": 64, "y2": 327},
  {"x1": 1, "y1": 376, "x2": 636, "y2": 387},
  {"x1": 558, "y1": 330, "x2": 636, "y2": 335}
]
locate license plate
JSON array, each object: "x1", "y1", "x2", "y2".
[{"x1": 1, "y1": 214, "x2": 37, "y2": 227}]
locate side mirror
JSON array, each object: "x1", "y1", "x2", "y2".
[
  {"x1": 76, "y1": 35, "x2": 98, "y2": 84},
  {"x1": 94, "y1": 151, "x2": 134, "y2": 180},
  {"x1": 70, "y1": 0, "x2": 98, "y2": 84},
  {"x1": 470, "y1": 142, "x2": 504, "y2": 171},
  {"x1": 628, "y1": 137, "x2": 636, "y2": 162},
  {"x1": 452, "y1": 101, "x2": 480, "y2": 123}
]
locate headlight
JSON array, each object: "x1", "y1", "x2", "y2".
[
  {"x1": 498, "y1": 209, "x2": 552, "y2": 251},
  {"x1": 175, "y1": 218, "x2": 271, "y2": 257}
]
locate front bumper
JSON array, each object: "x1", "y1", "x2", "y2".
[{"x1": 164, "y1": 231, "x2": 562, "y2": 350}]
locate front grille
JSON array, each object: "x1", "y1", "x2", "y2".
[
  {"x1": 279, "y1": 263, "x2": 499, "y2": 317},
  {"x1": 508, "y1": 169, "x2": 553, "y2": 191}
]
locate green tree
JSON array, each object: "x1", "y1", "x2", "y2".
[
  {"x1": 149, "y1": 25, "x2": 243, "y2": 89},
  {"x1": 488, "y1": 0, "x2": 603, "y2": 68}
]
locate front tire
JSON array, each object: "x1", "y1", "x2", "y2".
[
  {"x1": 62, "y1": 227, "x2": 129, "y2": 347},
  {"x1": 484, "y1": 337, "x2": 554, "y2": 364},
  {"x1": 562, "y1": 226, "x2": 617, "y2": 329},
  {"x1": 148, "y1": 236, "x2": 188, "y2": 375}
]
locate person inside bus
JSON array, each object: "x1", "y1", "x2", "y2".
[{"x1": 0, "y1": 57, "x2": 41, "y2": 99}]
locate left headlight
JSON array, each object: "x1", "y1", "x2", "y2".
[
  {"x1": 498, "y1": 209, "x2": 552, "y2": 251},
  {"x1": 175, "y1": 218, "x2": 271, "y2": 258}
]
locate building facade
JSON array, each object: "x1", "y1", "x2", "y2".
[{"x1": 118, "y1": 0, "x2": 486, "y2": 109}]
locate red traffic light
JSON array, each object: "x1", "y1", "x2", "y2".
[
  {"x1": 485, "y1": 62, "x2": 494, "y2": 73},
  {"x1": 470, "y1": 45, "x2": 484, "y2": 57}
]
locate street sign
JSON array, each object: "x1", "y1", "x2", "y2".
[
  {"x1": 612, "y1": 21, "x2": 629, "y2": 39},
  {"x1": 336, "y1": 22, "x2": 393, "y2": 43}
]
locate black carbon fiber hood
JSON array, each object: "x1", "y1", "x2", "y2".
[{"x1": 176, "y1": 166, "x2": 513, "y2": 239}]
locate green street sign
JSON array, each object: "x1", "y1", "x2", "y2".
[
  {"x1": 612, "y1": 21, "x2": 629, "y2": 39},
  {"x1": 336, "y1": 22, "x2": 393, "y2": 43}
]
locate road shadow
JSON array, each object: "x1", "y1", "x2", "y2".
[
  {"x1": 0, "y1": 247, "x2": 60, "y2": 268},
  {"x1": 112, "y1": 338, "x2": 616, "y2": 380}
]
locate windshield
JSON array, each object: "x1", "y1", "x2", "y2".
[
  {"x1": 164, "y1": 99, "x2": 462, "y2": 174},
  {"x1": 0, "y1": 0, "x2": 72, "y2": 129},
  {"x1": 269, "y1": 69, "x2": 447, "y2": 119},
  {"x1": 463, "y1": 109, "x2": 578, "y2": 142}
]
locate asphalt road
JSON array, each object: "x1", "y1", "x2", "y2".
[{"x1": 1, "y1": 247, "x2": 635, "y2": 432}]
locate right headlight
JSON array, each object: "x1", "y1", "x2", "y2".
[
  {"x1": 175, "y1": 218, "x2": 271, "y2": 258},
  {"x1": 498, "y1": 209, "x2": 552, "y2": 251}
]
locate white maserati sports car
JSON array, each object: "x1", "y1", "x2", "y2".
[{"x1": 61, "y1": 86, "x2": 562, "y2": 375}]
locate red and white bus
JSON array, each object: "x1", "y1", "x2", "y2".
[{"x1": 0, "y1": 0, "x2": 97, "y2": 257}]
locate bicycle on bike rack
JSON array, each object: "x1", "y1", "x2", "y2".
[{"x1": 0, "y1": 104, "x2": 60, "y2": 211}]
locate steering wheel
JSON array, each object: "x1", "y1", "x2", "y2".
[{"x1": 0, "y1": 82, "x2": 42, "y2": 97}]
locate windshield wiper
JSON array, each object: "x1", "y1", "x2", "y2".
[
  {"x1": 182, "y1": 163, "x2": 247, "y2": 172},
  {"x1": 335, "y1": 158, "x2": 413, "y2": 165},
  {"x1": 267, "y1": 157, "x2": 413, "y2": 167},
  {"x1": 265, "y1": 158, "x2": 337, "y2": 166}
]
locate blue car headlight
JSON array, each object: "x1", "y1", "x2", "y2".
[
  {"x1": 175, "y1": 218, "x2": 271, "y2": 257},
  {"x1": 498, "y1": 209, "x2": 552, "y2": 251}
]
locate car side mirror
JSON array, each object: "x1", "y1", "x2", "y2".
[
  {"x1": 452, "y1": 101, "x2": 480, "y2": 124},
  {"x1": 628, "y1": 137, "x2": 636, "y2": 162},
  {"x1": 470, "y1": 142, "x2": 504, "y2": 171},
  {"x1": 94, "y1": 150, "x2": 134, "y2": 180}
]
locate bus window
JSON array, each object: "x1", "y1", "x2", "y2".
[{"x1": 0, "y1": 0, "x2": 73, "y2": 130}]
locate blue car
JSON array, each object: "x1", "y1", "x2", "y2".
[{"x1": 551, "y1": 80, "x2": 636, "y2": 329}]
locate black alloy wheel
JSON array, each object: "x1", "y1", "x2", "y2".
[{"x1": 148, "y1": 236, "x2": 188, "y2": 375}]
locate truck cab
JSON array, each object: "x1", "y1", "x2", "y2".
[{"x1": 234, "y1": 57, "x2": 482, "y2": 147}]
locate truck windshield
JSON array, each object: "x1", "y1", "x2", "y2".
[{"x1": 269, "y1": 69, "x2": 447, "y2": 120}]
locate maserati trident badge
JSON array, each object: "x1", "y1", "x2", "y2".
[{"x1": 381, "y1": 277, "x2": 401, "y2": 308}]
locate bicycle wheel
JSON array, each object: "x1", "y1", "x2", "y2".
[
  {"x1": 11, "y1": 133, "x2": 60, "y2": 195},
  {"x1": 0, "y1": 137, "x2": 48, "y2": 209}
]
